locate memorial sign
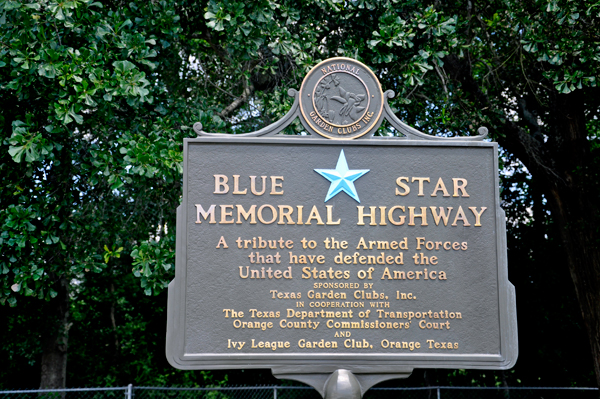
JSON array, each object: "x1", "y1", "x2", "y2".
[{"x1": 167, "y1": 58, "x2": 517, "y2": 398}]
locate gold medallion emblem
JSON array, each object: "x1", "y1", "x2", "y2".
[{"x1": 300, "y1": 58, "x2": 384, "y2": 139}]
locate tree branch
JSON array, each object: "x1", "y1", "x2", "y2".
[{"x1": 218, "y1": 75, "x2": 254, "y2": 118}]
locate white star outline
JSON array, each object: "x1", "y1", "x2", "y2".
[{"x1": 314, "y1": 149, "x2": 370, "y2": 203}]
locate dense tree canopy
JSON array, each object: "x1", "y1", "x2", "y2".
[{"x1": 1, "y1": 0, "x2": 599, "y2": 389}]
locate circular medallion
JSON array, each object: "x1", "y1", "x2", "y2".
[{"x1": 299, "y1": 57, "x2": 384, "y2": 139}]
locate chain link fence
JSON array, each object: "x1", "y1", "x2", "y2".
[{"x1": 1, "y1": 385, "x2": 598, "y2": 399}]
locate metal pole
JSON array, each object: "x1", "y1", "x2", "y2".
[
  {"x1": 126, "y1": 384, "x2": 133, "y2": 399},
  {"x1": 437, "y1": 387, "x2": 440, "y2": 399},
  {"x1": 274, "y1": 387, "x2": 277, "y2": 399},
  {"x1": 323, "y1": 370, "x2": 362, "y2": 399}
]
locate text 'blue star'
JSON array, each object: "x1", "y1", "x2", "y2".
[{"x1": 314, "y1": 150, "x2": 369, "y2": 203}]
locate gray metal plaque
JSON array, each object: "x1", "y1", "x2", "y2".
[{"x1": 167, "y1": 137, "x2": 518, "y2": 373}]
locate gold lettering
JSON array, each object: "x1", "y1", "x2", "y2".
[
  {"x1": 270, "y1": 176, "x2": 284, "y2": 195},
  {"x1": 232, "y1": 175, "x2": 247, "y2": 194},
  {"x1": 250, "y1": 176, "x2": 267, "y2": 195},
  {"x1": 219, "y1": 205, "x2": 234, "y2": 224},
  {"x1": 357, "y1": 206, "x2": 377, "y2": 225},
  {"x1": 468, "y1": 207, "x2": 487, "y2": 226},
  {"x1": 379, "y1": 206, "x2": 387, "y2": 225},
  {"x1": 236, "y1": 204, "x2": 257, "y2": 224},
  {"x1": 431, "y1": 177, "x2": 450, "y2": 197},
  {"x1": 195, "y1": 204, "x2": 216, "y2": 224},
  {"x1": 305, "y1": 205, "x2": 325, "y2": 225},
  {"x1": 452, "y1": 178, "x2": 469, "y2": 197},
  {"x1": 356, "y1": 237, "x2": 368, "y2": 250},
  {"x1": 429, "y1": 207, "x2": 453, "y2": 226},
  {"x1": 278, "y1": 205, "x2": 295, "y2": 225},
  {"x1": 388, "y1": 206, "x2": 406, "y2": 225},
  {"x1": 451, "y1": 206, "x2": 471, "y2": 226},
  {"x1": 257, "y1": 204, "x2": 277, "y2": 224},
  {"x1": 326, "y1": 205, "x2": 341, "y2": 225},
  {"x1": 214, "y1": 175, "x2": 229, "y2": 194},
  {"x1": 296, "y1": 205, "x2": 304, "y2": 225},
  {"x1": 412, "y1": 177, "x2": 431, "y2": 196},
  {"x1": 408, "y1": 206, "x2": 428, "y2": 226},
  {"x1": 395, "y1": 177, "x2": 410, "y2": 196},
  {"x1": 216, "y1": 236, "x2": 228, "y2": 248}
]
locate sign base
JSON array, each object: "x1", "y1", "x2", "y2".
[{"x1": 273, "y1": 369, "x2": 413, "y2": 399}]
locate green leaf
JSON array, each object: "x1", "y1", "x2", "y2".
[
  {"x1": 8, "y1": 145, "x2": 26, "y2": 163},
  {"x1": 113, "y1": 60, "x2": 136, "y2": 73}
]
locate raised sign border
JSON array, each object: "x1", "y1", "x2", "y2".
[{"x1": 166, "y1": 136, "x2": 518, "y2": 374}]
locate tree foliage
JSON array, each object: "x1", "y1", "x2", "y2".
[
  {"x1": 0, "y1": 0, "x2": 187, "y2": 387},
  {"x1": 1, "y1": 0, "x2": 599, "y2": 388}
]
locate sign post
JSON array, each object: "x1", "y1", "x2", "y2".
[{"x1": 167, "y1": 58, "x2": 517, "y2": 398}]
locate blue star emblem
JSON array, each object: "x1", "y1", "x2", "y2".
[{"x1": 314, "y1": 150, "x2": 369, "y2": 203}]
